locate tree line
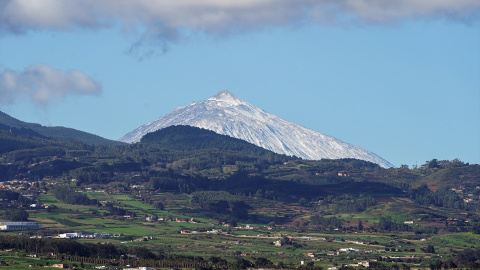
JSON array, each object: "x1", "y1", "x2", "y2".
[
  {"x1": 0, "y1": 235, "x2": 302, "y2": 269},
  {"x1": 52, "y1": 186, "x2": 98, "y2": 206}
]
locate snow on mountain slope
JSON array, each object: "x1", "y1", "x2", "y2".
[{"x1": 119, "y1": 90, "x2": 394, "y2": 168}]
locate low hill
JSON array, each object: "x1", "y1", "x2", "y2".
[
  {"x1": 0, "y1": 111, "x2": 124, "y2": 146},
  {"x1": 140, "y1": 125, "x2": 291, "y2": 157},
  {"x1": 419, "y1": 165, "x2": 480, "y2": 191}
]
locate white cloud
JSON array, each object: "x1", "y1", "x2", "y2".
[
  {"x1": 2, "y1": 0, "x2": 478, "y2": 31},
  {"x1": 0, "y1": 64, "x2": 102, "y2": 107},
  {"x1": 340, "y1": 0, "x2": 480, "y2": 23},
  {"x1": 1, "y1": 0, "x2": 478, "y2": 55}
]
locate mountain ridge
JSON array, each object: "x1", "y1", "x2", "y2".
[
  {"x1": 120, "y1": 90, "x2": 394, "y2": 168},
  {"x1": 0, "y1": 111, "x2": 124, "y2": 146}
]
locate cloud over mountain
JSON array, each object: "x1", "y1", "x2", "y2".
[{"x1": 0, "y1": 64, "x2": 102, "y2": 107}]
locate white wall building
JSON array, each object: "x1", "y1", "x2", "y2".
[
  {"x1": 0, "y1": 222, "x2": 42, "y2": 231},
  {"x1": 57, "y1": 232, "x2": 83, "y2": 238}
]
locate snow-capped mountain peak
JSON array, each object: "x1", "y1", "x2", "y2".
[
  {"x1": 208, "y1": 90, "x2": 244, "y2": 105},
  {"x1": 119, "y1": 90, "x2": 394, "y2": 168}
]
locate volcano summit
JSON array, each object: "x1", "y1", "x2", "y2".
[{"x1": 119, "y1": 90, "x2": 394, "y2": 168}]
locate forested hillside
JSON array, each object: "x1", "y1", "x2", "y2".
[
  {"x1": 1, "y1": 125, "x2": 478, "y2": 202},
  {"x1": 0, "y1": 111, "x2": 124, "y2": 146},
  {"x1": 0, "y1": 124, "x2": 479, "y2": 269}
]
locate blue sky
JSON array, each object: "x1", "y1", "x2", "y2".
[{"x1": 1, "y1": 1, "x2": 479, "y2": 167}]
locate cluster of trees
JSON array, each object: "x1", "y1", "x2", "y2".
[
  {"x1": 4, "y1": 209, "x2": 29, "y2": 221},
  {"x1": 191, "y1": 191, "x2": 251, "y2": 220},
  {"x1": 376, "y1": 216, "x2": 438, "y2": 234},
  {"x1": 52, "y1": 186, "x2": 98, "y2": 206},
  {"x1": 473, "y1": 222, "x2": 480, "y2": 234},
  {"x1": 0, "y1": 190, "x2": 20, "y2": 201},
  {"x1": 69, "y1": 166, "x2": 110, "y2": 184},
  {"x1": 148, "y1": 173, "x2": 208, "y2": 194},
  {"x1": 423, "y1": 158, "x2": 469, "y2": 169},
  {"x1": 104, "y1": 203, "x2": 136, "y2": 217},
  {"x1": 138, "y1": 193, "x2": 165, "y2": 210},
  {"x1": 321, "y1": 194, "x2": 377, "y2": 213},
  {"x1": 309, "y1": 215, "x2": 343, "y2": 229},
  {"x1": 455, "y1": 248, "x2": 480, "y2": 268},
  {"x1": 0, "y1": 164, "x2": 11, "y2": 180},
  {"x1": 410, "y1": 185, "x2": 465, "y2": 209},
  {"x1": 252, "y1": 189, "x2": 277, "y2": 200},
  {"x1": 376, "y1": 216, "x2": 412, "y2": 232},
  {"x1": 28, "y1": 159, "x2": 84, "y2": 180},
  {"x1": 69, "y1": 161, "x2": 146, "y2": 185}
]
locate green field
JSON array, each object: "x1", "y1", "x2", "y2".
[{"x1": 0, "y1": 192, "x2": 463, "y2": 269}]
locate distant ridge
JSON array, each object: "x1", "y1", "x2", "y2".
[
  {"x1": 0, "y1": 111, "x2": 124, "y2": 146},
  {"x1": 120, "y1": 90, "x2": 394, "y2": 168}
]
